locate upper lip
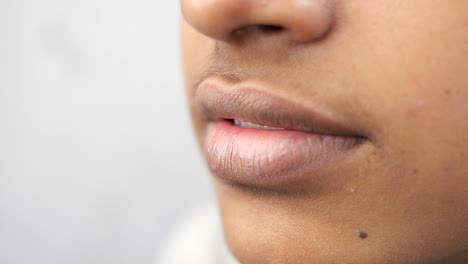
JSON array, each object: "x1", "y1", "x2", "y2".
[{"x1": 196, "y1": 77, "x2": 366, "y2": 137}]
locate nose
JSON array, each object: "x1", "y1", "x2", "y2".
[{"x1": 181, "y1": 0, "x2": 334, "y2": 44}]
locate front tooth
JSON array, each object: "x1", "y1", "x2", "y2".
[{"x1": 234, "y1": 120, "x2": 284, "y2": 130}]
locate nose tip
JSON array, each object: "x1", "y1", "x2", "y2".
[{"x1": 181, "y1": 0, "x2": 334, "y2": 44}]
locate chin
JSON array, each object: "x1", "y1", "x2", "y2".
[
  {"x1": 214, "y1": 181, "x2": 468, "y2": 264},
  {"x1": 215, "y1": 182, "x2": 367, "y2": 264}
]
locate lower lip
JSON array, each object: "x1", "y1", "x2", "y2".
[{"x1": 204, "y1": 120, "x2": 364, "y2": 188}]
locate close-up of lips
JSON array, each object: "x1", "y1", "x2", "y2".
[
  {"x1": 2, "y1": 0, "x2": 468, "y2": 264},
  {"x1": 175, "y1": 0, "x2": 468, "y2": 263},
  {"x1": 197, "y1": 77, "x2": 367, "y2": 191}
]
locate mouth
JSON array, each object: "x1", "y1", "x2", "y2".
[
  {"x1": 232, "y1": 119, "x2": 285, "y2": 130},
  {"x1": 196, "y1": 77, "x2": 368, "y2": 190}
]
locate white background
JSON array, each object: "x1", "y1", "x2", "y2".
[{"x1": 0, "y1": 0, "x2": 214, "y2": 263}]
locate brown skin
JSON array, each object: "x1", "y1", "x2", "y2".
[{"x1": 181, "y1": 0, "x2": 468, "y2": 263}]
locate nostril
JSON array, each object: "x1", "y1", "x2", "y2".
[
  {"x1": 257, "y1": 24, "x2": 284, "y2": 33},
  {"x1": 182, "y1": 0, "x2": 335, "y2": 44},
  {"x1": 232, "y1": 24, "x2": 285, "y2": 37}
]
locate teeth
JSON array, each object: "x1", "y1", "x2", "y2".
[{"x1": 233, "y1": 119, "x2": 284, "y2": 130}]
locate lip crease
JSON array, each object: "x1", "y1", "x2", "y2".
[{"x1": 196, "y1": 77, "x2": 367, "y2": 190}]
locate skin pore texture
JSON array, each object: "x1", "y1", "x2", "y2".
[{"x1": 181, "y1": 0, "x2": 468, "y2": 263}]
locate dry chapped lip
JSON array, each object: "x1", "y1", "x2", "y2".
[{"x1": 197, "y1": 78, "x2": 367, "y2": 188}]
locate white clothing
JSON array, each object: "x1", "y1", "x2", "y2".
[{"x1": 156, "y1": 205, "x2": 239, "y2": 264}]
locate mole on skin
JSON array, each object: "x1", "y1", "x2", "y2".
[{"x1": 359, "y1": 231, "x2": 368, "y2": 239}]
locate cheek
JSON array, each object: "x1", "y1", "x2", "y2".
[
  {"x1": 351, "y1": 1, "x2": 468, "y2": 258},
  {"x1": 344, "y1": 0, "x2": 468, "y2": 155}
]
